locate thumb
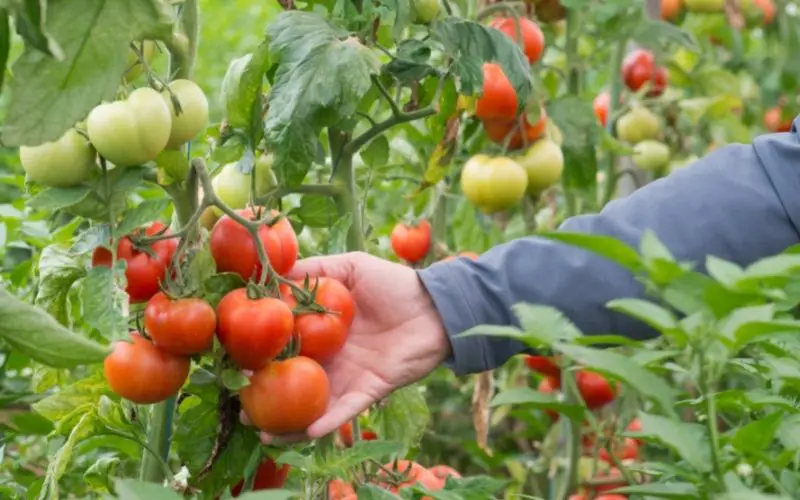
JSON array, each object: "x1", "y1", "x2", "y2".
[{"x1": 286, "y1": 253, "x2": 360, "y2": 287}]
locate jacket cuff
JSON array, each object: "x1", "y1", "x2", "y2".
[{"x1": 416, "y1": 262, "x2": 491, "y2": 375}]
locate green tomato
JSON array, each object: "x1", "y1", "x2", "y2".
[
  {"x1": 163, "y1": 79, "x2": 210, "y2": 150},
  {"x1": 19, "y1": 128, "x2": 97, "y2": 187},
  {"x1": 632, "y1": 140, "x2": 671, "y2": 171},
  {"x1": 87, "y1": 87, "x2": 171, "y2": 167},
  {"x1": 616, "y1": 106, "x2": 660, "y2": 144},
  {"x1": 412, "y1": 0, "x2": 441, "y2": 24},
  {"x1": 517, "y1": 139, "x2": 564, "y2": 194},
  {"x1": 376, "y1": 25, "x2": 394, "y2": 49},
  {"x1": 124, "y1": 41, "x2": 156, "y2": 81},
  {"x1": 685, "y1": 0, "x2": 725, "y2": 12},
  {"x1": 460, "y1": 154, "x2": 528, "y2": 214},
  {"x1": 211, "y1": 155, "x2": 279, "y2": 216}
]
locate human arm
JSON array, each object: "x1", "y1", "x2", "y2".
[{"x1": 418, "y1": 134, "x2": 800, "y2": 375}]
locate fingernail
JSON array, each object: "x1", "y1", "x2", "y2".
[{"x1": 260, "y1": 433, "x2": 273, "y2": 445}]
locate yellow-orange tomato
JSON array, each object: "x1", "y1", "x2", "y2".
[
  {"x1": 661, "y1": 0, "x2": 683, "y2": 19},
  {"x1": 461, "y1": 154, "x2": 528, "y2": 214}
]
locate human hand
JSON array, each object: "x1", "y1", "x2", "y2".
[{"x1": 241, "y1": 252, "x2": 453, "y2": 443}]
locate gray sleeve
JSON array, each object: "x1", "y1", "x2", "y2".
[{"x1": 418, "y1": 133, "x2": 800, "y2": 375}]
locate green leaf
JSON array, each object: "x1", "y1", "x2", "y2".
[
  {"x1": 39, "y1": 412, "x2": 97, "y2": 500},
  {"x1": 235, "y1": 491, "x2": 300, "y2": 500},
  {"x1": 361, "y1": 135, "x2": 390, "y2": 167},
  {"x1": 84, "y1": 455, "x2": 120, "y2": 494},
  {"x1": 326, "y1": 212, "x2": 352, "y2": 255},
  {"x1": 203, "y1": 273, "x2": 246, "y2": 308},
  {"x1": 490, "y1": 387, "x2": 585, "y2": 420},
  {"x1": 356, "y1": 484, "x2": 403, "y2": 500},
  {"x1": 375, "y1": 384, "x2": 429, "y2": 451},
  {"x1": 434, "y1": 476, "x2": 508, "y2": 499},
  {"x1": 186, "y1": 246, "x2": 217, "y2": 294},
  {"x1": 706, "y1": 256, "x2": 745, "y2": 289},
  {"x1": 9, "y1": 0, "x2": 64, "y2": 59},
  {"x1": 0, "y1": 8, "x2": 10, "y2": 93},
  {"x1": 742, "y1": 254, "x2": 800, "y2": 281},
  {"x1": 2, "y1": 0, "x2": 174, "y2": 146},
  {"x1": 33, "y1": 371, "x2": 109, "y2": 422},
  {"x1": 777, "y1": 414, "x2": 800, "y2": 451},
  {"x1": 81, "y1": 265, "x2": 129, "y2": 342},
  {"x1": 116, "y1": 198, "x2": 171, "y2": 237},
  {"x1": 714, "y1": 492, "x2": 794, "y2": 500},
  {"x1": 221, "y1": 369, "x2": 250, "y2": 390},
  {"x1": 631, "y1": 18, "x2": 697, "y2": 51},
  {"x1": 429, "y1": 18, "x2": 531, "y2": 107},
  {"x1": 222, "y1": 40, "x2": 271, "y2": 144},
  {"x1": 303, "y1": 440, "x2": 406, "y2": 477},
  {"x1": 10, "y1": 411, "x2": 53, "y2": 435},
  {"x1": 730, "y1": 412, "x2": 783, "y2": 453},
  {"x1": 27, "y1": 186, "x2": 92, "y2": 212},
  {"x1": 610, "y1": 482, "x2": 700, "y2": 499},
  {"x1": 0, "y1": 287, "x2": 109, "y2": 368},
  {"x1": 512, "y1": 304, "x2": 583, "y2": 346},
  {"x1": 546, "y1": 96, "x2": 600, "y2": 192},
  {"x1": 636, "y1": 412, "x2": 710, "y2": 472},
  {"x1": 265, "y1": 11, "x2": 381, "y2": 187},
  {"x1": 537, "y1": 231, "x2": 642, "y2": 272},
  {"x1": 457, "y1": 324, "x2": 529, "y2": 345},
  {"x1": 35, "y1": 245, "x2": 86, "y2": 326},
  {"x1": 555, "y1": 345, "x2": 677, "y2": 416},
  {"x1": 606, "y1": 298, "x2": 679, "y2": 332},
  {"x1": 295, "y1": 195, "x2": 336, "y2": 228},
  {"x1": 113, "y1": 479, "x2": 183, "y2": 500},
  {"x1": 173, "y1": 395, "x2": 219, "y2": 473},
  {"x1": 155, "y1": 149, "x2": 190, "y2": 184},
  {"x1": 70, "y1": 225, "x2": 111, "y2": 255}
]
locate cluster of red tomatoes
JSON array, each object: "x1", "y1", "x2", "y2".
[
  {"x1": 97, "y1": 208, "x2": 355, "y2": 437},
  {"x1": 328, "y1": 460, "x2": 462, "y2": 499},
  {"x1": 525, "y1": 356, "x2": 643, "y2": 500}
]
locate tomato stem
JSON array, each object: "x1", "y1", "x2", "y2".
[
  {"x1": 554, "y1": 370, "x2": 582, "y2": 500},
  {"x1": 600, "y1": 38, "x2": 628, "y2": 208}
]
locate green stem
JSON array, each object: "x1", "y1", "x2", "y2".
[
  {"x1": 700, "y1": 356, "x2": 725, "y2": 488},
  {"x1": 103, "y1": 430, "x2": 173, "y2": 480},
  {"x1": 428, "y1": 184, "x2": 448, "y2": 265},
  {"x1": 600, "y1": 38, "x2": 627, "y2": 208},
  {"x1": 554, "y1": 371, "x2": 582, "y2": 500},
  {"x1": 330, "y1": 130, "x2": 366, "y2": 252},
  {"x1": 564, "y1": 9, "x2": 582, "y2": 95}
]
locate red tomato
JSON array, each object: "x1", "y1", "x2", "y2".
[
  {"x1": 240, "y1": 356, "x2": 330, "y2": 435},
  {"x1": 375, "y1": 460, "x2": 443, "y2": 497},
  {"x1": 428, "y1": 464, "x2": 462, "y2": 481},
  {"x1": 104, "y1": 332, "x2": 190, "y2": 404},
  {"x1": 593, "y1": 92, "x2": 623, "y2": 127},
  {"x1": 338, "y1": 421, "x2": 378, "y2": 447},
  {"x1": 537, "y1": 375, "x2": 560, "y2": 421},
  {"x1": 489, "y1": 17, "x2": 545, "y2": 64},
  {"x1": 576, "y1": 370, "x2": 616, "y2": 409},
  {"x1": 621, "y1": 49, "x2": 667, "y2": 97},
  {"x1": 595, "y1": 496, "x2": 628, "y2": 500},
  {"x1": 230, "y1": 457, "x2": 290, "y2": 496},
  {"x1": 210, "y1": 208, "x2": 298, "y2": 281},
  {"x1": 216, "y1": 288, "x2": 294, "y2": 370},
  {"x1": 329, "y1": 479, "x2": 356, "y2": 499},
  {"x1": 524, "y1": 355, "x2": 560, "y2": 378},
  {"x1": 592, "y1": 467, "x2": 626, "y2": 494},
  {"x1": 281, "y1": 277, "x2": 355, "y2": 362},
  {"x1": 599, "y1": 437, "x2": 639, "y2": 464},
  {"x1": 475, "y1": 63, "x2": 519, "y2": 122},
  {"x1": 482, "y1": 108, "x2": 547, "y2": 150},
  {"x1": 92, "y1": 222, "x2": 178, "y2": 304},
  {"x1": 626, "y1": 417, "x2": 643, "y2": 444},
  {"x1": 391, "y1": 220, "x2": 431, "y2": 263},
  {"x1": 661, "y1": 0, "x2": 682, "y2": 19},
  {"x1": 144, "y1": 292, "x2": 216, "y2": 355},
  {"x1": 754, "y1": 0, "x2": 776, "y2": 24},
  {"x1": 764, "y1": 106, "x2": 793, "y2": 132}
]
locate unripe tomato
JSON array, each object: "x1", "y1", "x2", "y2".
[
  {"x1": 599, "y1": 438, "x2": 639, "y2": 464},
  {"x1": 483, "y1": 107, "x2": 548, "y2": 150},
  {"x1": 461, "y1": 154, "x2": 528, "y2": 213},
  {"x1": 661, "y1": 0, "x2": 683, "y2": 19},
  {"x1": 576, "y1": 370, "x2": 616, "y2": 409},
  {"x1": 240, "y1": 356, "x2": 330, "y2": 435},
  {"x1": 390, "y1": 220, "x2": 431, "y2": 263},
  {"x1": 124, "y1": 40, "x2": 156, "y2": 81},
  {"x1": 489, "y1": 17, "x2": 545, "y2": 64},
  {"x1": 163, "y1": 79, "x2": 210, "y2": 149},
  {"x1": 230, "y1": 457, "x2": 290, "y2": 496},
  {"x1": 19, "y1": 128, "x2": 97, "y2": 187},
  {"x1": 621, "y1": 49, "x2": 667, "y2": 97},
  {"x1": 411, "y1": 0, "x2": 441, "y2": 23},
  {"x1": 685, "y1": 0, "x2": 725, "y2": 12},
  {"x1": 104, "y1": 332, "x2": 190, "y2": 404},
  {"x1": 475, "y1": 63, "x2": 519, "y2": 122},
  {"x1": 764, "y1": 106, "x2": 793, "y2": 132},
  {"x1": 211, "y1": 157, "x2": 279, "y2": 217},
  {"x1": 518, "y1": 138, "x2": 564, "y2": 193},
  {"x1": 91, "y1": 222, "x2": 178, "y2": 304},
  {"x1": 216, "y1": 288, "x2": 294, "y2": 370},
  {"x1": 615, "y1": 106, "x2": 660, "y2": 144},
  {"x1": 87, "y1": 87, "x2": 172, "y2": 167},
  {"x1": 524, "y1": 355, "x2": 560, "y2": 378},
  {"x1": 281, "y1": 277, "x2": 355, "y2": 362},
  {"x1": 632, "y1": 140, "x2": 670, "y2": 171},
  {"x1": 210, "y1": 208, "x2": 299, "y2": 281},
  {"x1": 144, "y1": 292, "x2": 216, "y2": 355},
  {"x1": 428, "y1": 464, "x2": 462, "y2": 481}
]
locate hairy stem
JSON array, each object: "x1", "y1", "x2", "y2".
[{"x1": 330, "y1": 130, "x2": 365, "y2": 252}]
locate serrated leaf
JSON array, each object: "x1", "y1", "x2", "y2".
[
  {"x1": 326, "y1": 212, "x2": 352, "y2": 255},
  {"x1": 0, "y1": 287, "x2": 109, "y2": 368},
  {"x1": 11, "y1": 0, "x2": 64, "y2": 59},
  {"x1": 222, "y1": 40, "x2": 271, "y2": 145},
  {"x1": 32, "y1": 371, "x2": 109, "y2": 421},
  {"x1": 27, "y1": 186, "x2": 92, "y2": 212},
  {"x1": 186, "y1": 246, "x2": 217, "y2": 294},
  {"x1": 221, "y1": 369, "x2": 250, "y2": 390},
  {"x1": 203, "y1": 273, "x2": 246, "y2": 308},
  {"x1": 490, "y1": 387, "x2": 585, "y2": 420},
  {"x1": 375, "y1": 384, "x2": 429, "y2": 451},
  {"x1": 555, "y1": 345, "x2": 677, "y2": 417},
  {"x1": 39, "y1": 411, "x2": 96, "y2": 500},
  {"x1": 265, "y1": 12, "x2": 381, "y2": 187},
  {"x1": 113, "y1": 479, "x2": 183, "y2": 500},
  {"x1": 81, "y1": 265, "x2": 129, "y2": 341},
  {"x1": 631, "y1": 18, "x2": 697, "y2": 51},
  {"x1": 2, "y1": 0, "x2": 174, "y2": 146},
  {"x1": 361, "y1": 135, "x2": 390, "y2": 167},
  {"x1": 70, "y1": 225, "x2": 111, "y2": 255},
  {"x1": 429, "y1": 18, "x2": 531, "y2": 107},
  {"x1": 537, "y1": 231, "x2": 642, "y2": 272},
  {"x1": 512, "y1": 304, "x2": 583, "y2": 346},
  {"x1": 636, "y1": 412, "x2": 710, "y2": 472},
  {"x1": 305, "y1": 440, "x2": 405, "y2": 477},
  {"x1": 35, "y1": 245, "x2": 86, "y2": 325},
  {"x1": 116, "y1": 198, "x2": 171, "y2": 237},
  {"x1": 84, "y1": 455, "x2": 120, "y2": 494},
  {"x1": 295, "y1": 195, "x2": 336, "y2": 228}
]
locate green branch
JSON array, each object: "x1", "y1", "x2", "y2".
[
  {"x1": 600, "y1": 38, "x2": 627, "y2": 208},
  {"x1": 166, "y1": 0, "x2": 199, "y2": 80}
]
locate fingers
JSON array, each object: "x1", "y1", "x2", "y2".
[
  {"x1": 306, "y1": 391, "x2": 377, "y2": 439},
  {"x1": 286, "y1": 253, "x2": 359, "y2": 286}
]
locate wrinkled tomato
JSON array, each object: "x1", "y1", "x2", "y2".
[
  {"x1": 489, "y1": 17, "x2": 545, "y2": 64},
  {"x1": 92, "y1": 222, "x2": 178, "y2": 304},
  {"x1": 230, "y1": 457, "x2": 290, "y2": 496},
  {"x1": 240, "y1": 356, "x2": 330, "y2": 435},
  {"x1": 104, "y1": 332, "x2": 190, "y2": 404},
  {"x1": 144, "y1": 292, "x2": 216, "y2": 355},
  {"x1": 216, "y1": 288, "x2": 294, "y2": 370},
  {"x1": 391, "y1": 220, "x2": 431, "y2": 263},
  {"x1": 210, "y1": 208, "x2": 298, "y2": 281}
]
